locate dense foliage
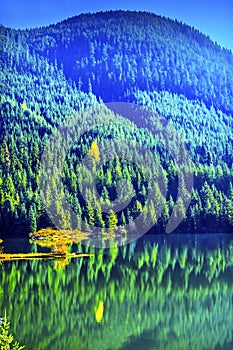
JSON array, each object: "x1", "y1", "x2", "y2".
[
  {"x1": 0, "y1": 312, "x2": 25, "y2": 350},
  {"x1": 24, "y1": 11, "x2": 233, "y2": 113},
  {"x1": 0, "y1": 10, "x2": 233, "y2": 236}
]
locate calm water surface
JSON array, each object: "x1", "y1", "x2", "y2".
[{"x1": 1, "y1": 234, "x2": 233, "y2": 350}]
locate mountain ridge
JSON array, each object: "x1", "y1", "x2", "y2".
[{"x1": 14, "y1": 10, "x2": 232, "y2": 113}]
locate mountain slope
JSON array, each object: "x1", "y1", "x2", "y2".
[{"x1": 25, "y1": 10, "x2": 233, "y2": 113}]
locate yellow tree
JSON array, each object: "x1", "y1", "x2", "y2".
[{"x1": 89, "y1": 141, "x2": 100, "y2": 162}]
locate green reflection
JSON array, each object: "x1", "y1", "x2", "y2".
[{"x1": 1, "y1": 236, "x2": 233, "y2": 350}]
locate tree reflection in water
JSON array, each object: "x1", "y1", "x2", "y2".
[{"x1": 0, "y1": 234, "x2": 233, "y2": 350}]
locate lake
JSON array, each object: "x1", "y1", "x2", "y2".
[{"x1": 1, "y1": 234, "x2": 233, "y2": 350}]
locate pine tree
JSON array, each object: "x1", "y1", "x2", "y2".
[
  {"x1": 108, "y1": 210, "x2": 118, "y2": 230},
  {"x1": 0, "y1": 312, "x2": 25, "y2": 350}
]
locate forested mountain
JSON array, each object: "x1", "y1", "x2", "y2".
[{"x1": 0, "y1": 10, "x2": 233, "y2": 237}]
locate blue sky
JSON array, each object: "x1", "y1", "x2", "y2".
[{"x1": 0, "y1": 0, "x2": 232, "y2": 51}]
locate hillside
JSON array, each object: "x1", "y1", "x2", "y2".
[{"x1": 0, "y1": 10, "x2": 233, "y2": 237}]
